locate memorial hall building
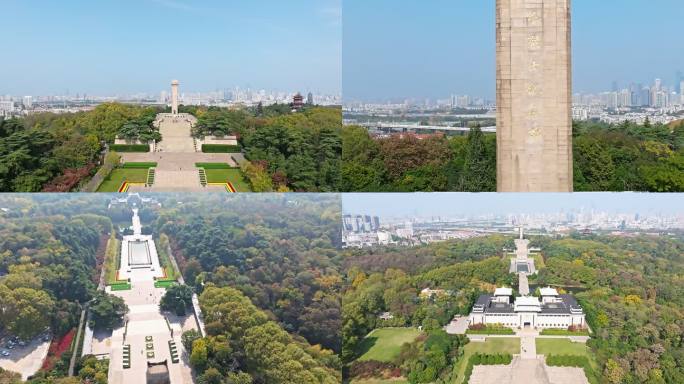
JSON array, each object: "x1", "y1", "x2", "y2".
[{"x1": 469, "y1": 287, "x2": 586, "y2": 329}]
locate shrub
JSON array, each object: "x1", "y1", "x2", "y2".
[
  {"x1": 194, "y1": 162, "x2": 233, "y2": 169},
  {"x1": 109, "y1": 144, "x2": 149, "y2": 152},
  {"x1": 122, "y1": 162, "x2": 157, "y2": 168},
  {"x1": 201, "y1": 144, "x2": 241, "y2": 153},
  {"x1": 466, "y1": 324, "x2": 515, "y2": 335}
]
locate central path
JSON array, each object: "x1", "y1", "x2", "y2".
[
  {"x1": 156, "y1": 114, "x2": 196, "y2": 153},
  {"x1": 107, "y1": 210, "x2": 197, "y2": 384},
  {"x1": 121, "y1": 113, "x2": 240, "y2": 192}
]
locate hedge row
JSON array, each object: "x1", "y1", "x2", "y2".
[
  {"x1": 466, "y1": 326, "x2": 515, "y2": 335},
  {"x1": 546, "y1": 355, "x2": 599, "y2": 384},
  {"x1": 122, "y1": 162, "x2": 157, "y2": 169},
  {"x1": 154, "y1": 279, "x2": 177, "y2": 289},
  {"x1": 110, "y1": 144, "x2": 149, "y2": 152},
  {"x1": 540, "y1": 329, "x2": 590, "y2": 336},
  {"x1": 463, "y1": 353, "x2": 513, "y2": 383},
  {"x1": 194, "y1": 162, "x2": 233, "y2": 169},
  {"x1": 201, "y1": 144, "x2": 240, "y2": 153},
  {"x1": 110, "y1": 282, "x2": 132, "y2": 291}
]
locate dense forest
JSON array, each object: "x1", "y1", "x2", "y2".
[
  {"x1": 157, "y1": 194, "x2": 342, "y2": 351},
  {"x1": 0, "y1": 194, "x2": 343, "y2": 383},
  {"x1": 0, "y1": 102, "x2": 342, "y2": 192},
  {"x1": 342, "y1": 233, "x2": 684, "y2": 383},
  {"x1": 342, "y1": 120, "x2": 684, "y2": 192},
  {"x1": 0, "y1": 194, "x2": 122, "y2": 383},
  {"x1": 153, "y1": 194, "x2": 343, "y2": 383},
  {"x1": 183, "y1": 104, "x2": 342, "y2": 192},
  {"x1": 0, "y1": 104, "x2": 161, "y2": 192}
]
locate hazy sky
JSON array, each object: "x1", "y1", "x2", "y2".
[
  {"x1": 343, "y1": 0, "x2": 684, "y2": 102},
  {"x1": 342, "y1": 193, "x2": 684, "y2": 217},
  {"x1": 0, "y1": 0, "x2": 341, "y2": 95}
]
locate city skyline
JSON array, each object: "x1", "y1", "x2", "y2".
[
  {"x1": 343, "y1": 0, "x2": 684, "y2": 102},
  {"x1": 342, "y1": 193, "x2": 684, "y2": 217},
  {"x1": 0, "y1": 0, "x2": 341, "y2": 95}
]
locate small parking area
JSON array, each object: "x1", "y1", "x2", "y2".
[{"x1": 0, "y1": 333, "x2": 51, "y2": 380}]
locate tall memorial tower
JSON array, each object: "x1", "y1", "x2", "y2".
[
  {"x1": 171, "y1": 79, "x2": 179, "y2": 115},
  {"x1": 496, "y1": 0, "x2": 573, "y2": 192}
]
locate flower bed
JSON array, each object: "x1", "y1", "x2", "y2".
[{"x1": 41, "y1": 329, "x2": 76, "y2": 371}]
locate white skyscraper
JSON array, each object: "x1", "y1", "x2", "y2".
[{"x1": 22, "y1": 96, "x2": 32, "y2": 109}]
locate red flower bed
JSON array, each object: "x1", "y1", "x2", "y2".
[
  {"x1": 41, "y1": 329, "x2": 76, "y2": 371},
  {"x1": 42, "y1": 164, "x2": 95, "y2": 192}
]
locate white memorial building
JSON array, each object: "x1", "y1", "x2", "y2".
[{"x1": 469, "y1": 287, "x2": 586, "y2": 330}]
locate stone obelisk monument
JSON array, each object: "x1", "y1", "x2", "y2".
[
  {"x1": 171, "y1": 80, "x2": 179, "y2": 115},
  {"x1": 496, "y1": 0, "x2": 573, "y2": 192}
]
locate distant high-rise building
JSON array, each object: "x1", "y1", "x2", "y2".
[
  {"x1": 680, "y1": 81, "x2": 684, "y2": 104},
  {"x1": 306, "y1": 92, "x2": 314, "y2": 105},
  {"x1": 22, "y1": 96, "x2": 32, "y2": 109},
  {"x1": 611, "y1": 81, "x2": 619, "y2": 92},
  {"x1": 675, "y1": 71, "x2": 683, "y2": 93},
  {"x1": 342, "y1": 215, "x2": 353, "y2": 231},
  {"x1": 654, "y1": 78, "x2": 662, "y2": 91},
  {"x1": 371, "y1": 216, "x2": 380, "y2": 231}
]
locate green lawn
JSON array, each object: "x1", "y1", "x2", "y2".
[
  {"x1": 104, "y1": 234, "x2": 120, "y2": 285},
  {"x1": 97, "y1": 168, "x2": 149, "y2": 192},
  {"x1": 453, "y1": 338, "x2": 520, "y2": 383},
  {"x1": 205, "y1": 168, "x2": 250, "y2": 192},
  {"x1": 357, "y1": 328, "x2": 423, "y2": 363},
  {"x1": 156, "y1": 234, "x2": 179, "y2": 280},
  {"x1": 537, "y1": 339, "x2": 599, "y2": 373},
  {"x1": 536, "y1": 339, "x2": 591, "y2": 357}
]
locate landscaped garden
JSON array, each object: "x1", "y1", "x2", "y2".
[
  {"x1": 96, "y1": 163, "x2": 157, "y2": 192},
  {"x1": 357, "y1": 328, "x2": 424, "y2": 363},
  {"x1": 195, "y1": 162, "x2": 250, "y2": 192}
]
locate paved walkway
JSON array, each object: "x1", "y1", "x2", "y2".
[
  {"x1": 156, "y1": 116, "x2": 196, "y2": 153},
  {"x1": 114, "y1": 113, "x2": 244, "y2": 192},
  {"x1": 519, "y1": 272, "x2": 530, "y2": 295},
  {"x1": 445, "y1": 316, "x2": 469, "y2": 334},
  {"x1": 520, "y1": 334, "x2": 537, "y2": 359},
  {"x1": 108, "y1": 281, "x2": 195, "y2": 384}
]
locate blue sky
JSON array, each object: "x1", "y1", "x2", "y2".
[
  {"x1": 342, "y1": 193, "x2": 684, "y2": 217},
  {"x1": 0, "y1": 0, "x2": 341, "y2": 95},
  {"x1": 343, "y1": 0, "x2": 684, "y2": 101}
]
